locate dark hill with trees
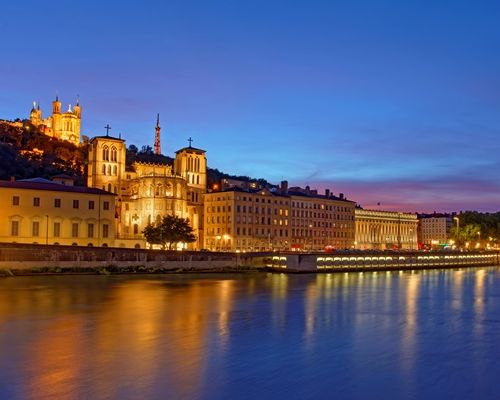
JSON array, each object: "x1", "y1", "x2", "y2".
[
  {"x1": 0, "y1": 118, "x2": 271, "y2": 188},
  {"x1": 0, "y1": 119, "x2": 88, "y2": 185}
]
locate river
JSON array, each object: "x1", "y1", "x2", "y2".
[{"x1": 1, "y1": 268, "x2": 500, "y2": 399}]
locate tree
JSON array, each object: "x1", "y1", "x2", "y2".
[
  {"x1": 142, "y1": 215, "x2": 196, "y2": 250},
  {"x1": 450, "y1": 223, "x2": 481, "y2": 247}
]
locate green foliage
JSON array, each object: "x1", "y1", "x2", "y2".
[
  {"x1": 0, "y1": 120, "x2": 87, "y2": 184},
  {"x1": 126, "y1": 144, "x2": 173, "y2": 166},
  {"x1": 142, "y1": 215, "x2": 196, "y2": 250},
  {"x1": 451, "y1": 211, "x2": 500, "y2": 246},
  {"x1": 450, "y1": 224, "x2": 481, "y2": 246}
]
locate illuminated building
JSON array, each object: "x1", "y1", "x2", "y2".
[
  {"x1": 0, "y1": 177, "x2": 115, "y2": 246},
  {"x1": 204, "y1": 188, "x2": 290, "y2": 251},
  {"x1": 29, "y1": 96, "x2": 81, "y2": 145},
  {"x1": 288, "y1": 186, "x2": 356, "y2": 250},
  {"x1": 203, "y1": 182, "x2": 356, "y2": 252},
  {"x1": 355, "y1": 208, "x2": 418, "y2": 250},
  {"x1": 417, "y1": 213, "x2": 453, "y2": 246},
  {"x1": 87, "y1": 125, "x2": 206, "y2": 249}
]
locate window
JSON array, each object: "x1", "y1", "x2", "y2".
[
  {"x1": 33, "y1": 197, "x2": 40, "y2": 207},
  {"x1": 133, "y1": 224, "x2": 138, "y2": 234},
  {"x1": 54, "y1": 198, "x2": 61, "y2": 208},
  {"x1": 89, "y1": 200, "x2": 95, "y2": 210},
  {"x1": 11, "y1": 221, "x2": 19, "y2": 236},
  {"x1": 73, "y1": 200, "x2": 79, "y2": 209},
  {"x1": 12, "y1": 196, "x2": 19, "y2": 206},
  {"x1": 103, "y1": 201, "x2": 109, "y2": 210},
  {"x1": 87, "y1": 223, "x2": 94, "y2": 238},
  {"x1": 72, "y1": 223, "x2": 79, "y2": 238},
  {"x1": 32, "y1": 221, "x2": 40, "y2": 236},
  {"x1": 103, "y1": 224, "x2": 109, "y2": 238},
  {"x1": 54, "y1": 222, "x2": 60, "y2": 238}
]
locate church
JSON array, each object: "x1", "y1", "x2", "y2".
[
  {"x1": 86, "y1": 116, "x2": 207, "y2": 249},
  {"x1": 29, "y1": 96, "x2": 81, "y2": 145}
]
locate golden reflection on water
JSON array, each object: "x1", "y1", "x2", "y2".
[
  {"x1": 400, "y1": 272, "x2": 420, "y2": 374},
  {"x1": 0, "y1": 277, "x2": 241, "y2": 400},
  {"x1": 0, "y1": 269, "x2": 497, "y2": 399}
]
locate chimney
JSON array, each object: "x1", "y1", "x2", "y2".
[
  {"x1": 325, "y1": 188, "x2": 330, "y2": 198},
  {"x1": 305, "y1": 185, "x2": 310, "y2": 194},
  {"x1": 280, "y1": 180, "x2": 288, "y2": 194},
  {"x1": 339, "y1": 193, "x2": 344, "y2": 200}
]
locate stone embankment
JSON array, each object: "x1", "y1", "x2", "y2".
[
  {"x1": 0, "y1": 243, "x2": 267, "y2": 276},
  {"x1": 0, "y1": 243, "x2": 498, "y2": 276}
]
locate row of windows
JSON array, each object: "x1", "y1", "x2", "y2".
[
  {"x1": 102, "y1": 164, "x2": 118, "y2": 176},
  {"x1": 291, "y1": 228, "x2": 349, "y2": 238},
  {"x1": 187, "y1": 157, "x2": 201, "y2": 173},
  {"x1": 11, "y1": 221, "x2": 109, "y2": 238},
  {"x1": 208, "y1": 196, "x2": 290, "y2": 206},
  {"x1": 292, "y1": 202, "x2": 352, "y2": 212},
  {"x1": 102, "y1": 146, "x2": 118, "y2": 162},
  {"x1": 12, "y1": 196, "x2": 110, "y2": 210}
]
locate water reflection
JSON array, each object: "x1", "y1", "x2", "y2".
[{"x1": 1, "y1": 268, "x2": 500, "y2": 400}]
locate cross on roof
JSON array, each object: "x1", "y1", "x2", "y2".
[
  {"x1": 188, "y1": 137, "x2": 193, "y2": 147},
  {"x1": 104, "y1": 124, "x2": 112, "y2": 136}
]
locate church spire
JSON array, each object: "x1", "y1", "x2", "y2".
[{"x1": 154, "y1": 113, "x2": 161, "y2": 155}]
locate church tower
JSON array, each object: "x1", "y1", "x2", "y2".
[
  {"x1": 87, "y1": 127, "x2": 126, "y2": 195},
  {"x1": 174, "y1": 138, "x2": 207, "y2": 190},
  {"x1": 51, "y1": 95, "x2": 62, "y2": 134},
  {"x1": 174, "y1": 139, "x2": 207, "y2": 249},
  {"x1": 29, "y1": 101, "x2": 42, "y2": 125},
  {"x1": 154, "y1": 113, "x2": 161, "y2": 155}
]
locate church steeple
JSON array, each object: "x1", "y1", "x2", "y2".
[
  {"x1": 154, "y1": 113, "x2": 161, "y2": 155},
  {"x1": 52, "y1": 94, "x2": 61, "y2": 114}
]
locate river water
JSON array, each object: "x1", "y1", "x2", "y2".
[{"x1": 1, "y1": 268, "x2": 500, "y2": 400}]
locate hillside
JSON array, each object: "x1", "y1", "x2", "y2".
[
  {"x1": 0, "y1": 119, "x2": 272, "y2": 188},
  {"x1": 0, "y1": 119, "x2": 88, "y2": 185}
]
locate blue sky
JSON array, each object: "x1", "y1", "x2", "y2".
[{"x1": 1, "y1": 0, "x2": 500, "y2": 212}]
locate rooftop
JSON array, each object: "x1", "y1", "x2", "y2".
[{"x1": 0, "y1": 178, "x2": 114, "y2": 195}]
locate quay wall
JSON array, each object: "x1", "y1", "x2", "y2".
[
  {"x1": 0, "y1": 243, "x2": 498, "y2": 274},
  {"x1": 268, "y1": 251, "x2": 500, "y2": 272},
  {"x1": 0, "y1": 243, "x2": 266, "y2": 272}
]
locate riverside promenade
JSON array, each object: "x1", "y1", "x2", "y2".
[{"x1": 0, "y1": 243, "x2": 498, "y2": 275}]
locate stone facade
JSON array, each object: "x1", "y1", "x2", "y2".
[
  {"x1": 355, "y1": 209, "x2": 418, "y2": 250},
  {"x1": 0, "y1": 178, "x2": 115, "y2": 247},
  {"x1": 29, "y1": 96, "x2": 81, "y2": 145},
  {"x1": 87, "y1": 134, "x2": 207, "y2": 249}
]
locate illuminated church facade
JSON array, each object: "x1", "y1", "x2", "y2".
[
  {"x1": 86, "y1": 118, "x2": 207, "y2": 249},
  {"x1": 29, "y1": 96, "x2": 81, "y2": 145}
]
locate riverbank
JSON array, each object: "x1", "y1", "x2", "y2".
[
  {"x1": 0, "y1": 265, "x2": 257, "y2": 277},
  {"x1": 0, "y1": 243, "x2": 498, "y2": 276}
]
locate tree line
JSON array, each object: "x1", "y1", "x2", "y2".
[{"x1": 450, "y1": 211, "x2": 500, "y2": 247}]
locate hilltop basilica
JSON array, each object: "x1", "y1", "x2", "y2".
[
  {"x1": 26, "y1": 95, "x2": 207, "y2": 249},
  {"x1": 29, "y1": 96, "x2": 81, "y2": 145}
]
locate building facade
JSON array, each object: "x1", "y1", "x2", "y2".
[
  {"x1": 418, "y1": 214, "x2": 453, "y2": 246},
  {"x1": 289, "y1": 189, "x2": 356, "y2": 251},
  {"x1": 204, "y1": 188, "x2": 291, "y2": 252},
  {"x1": 355, "y1": 209, "x2": 418, "y2": 250},
  {"x1": 203, "y1": 185, "x2": 356, "y2": 252},
  {"x1": 29, "y1": 96, "x2": 81, "y2": 145},
  {"x1": 87, "y1": 133, "x2": 207, "y2": 249},
  {"x1": 0, "y1": 178, "x2": 115, "y2": 246}
]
